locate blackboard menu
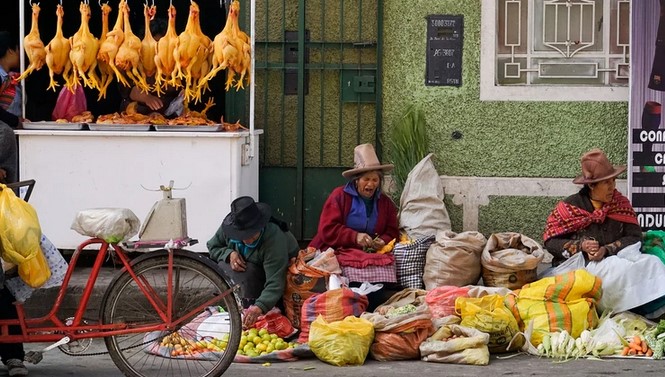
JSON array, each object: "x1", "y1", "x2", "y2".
[{"x1": 425, "y1": 15, "x2": 464, "y2": 87}]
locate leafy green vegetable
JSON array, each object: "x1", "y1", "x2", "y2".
[{"x1": 387, "y1": 104, "x2": 430, "y2": 202}]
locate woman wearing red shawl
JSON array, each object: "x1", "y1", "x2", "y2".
[
  {"x1": 544, "y1": 149, "x2": 665, "y2": 319},
  {"x1": 309, "y1": 144, "x2": 400, "y2": 308}
]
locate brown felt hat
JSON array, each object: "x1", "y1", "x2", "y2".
[
  {"x1": 342, "y1": 144, "x2": 394, "y2": 179},
  {"x1": 572, "y1": 149, "x2": 626, "y2": 184}
]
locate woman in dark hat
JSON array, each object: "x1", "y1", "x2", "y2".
[
  {"x1": 544, "y1": 148, "x2": 665, "y2": 319},
  {"x1": 207, "y1": 196, "x2": 299, "y2": 328},
  {"x1": 309, "y1": 144, "x2": 400, "y2": 308}
]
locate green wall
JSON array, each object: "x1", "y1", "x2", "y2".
[{"x1": 383, "y1": 0, "x2": 629, "y2": 242}]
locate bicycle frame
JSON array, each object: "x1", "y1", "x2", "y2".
[{"x1": 0, "y1": 239, "x2": 235, "y2": 344}]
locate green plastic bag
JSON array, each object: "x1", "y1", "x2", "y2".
[
  {"x1": 642, "y1": 230, "x2": 665, "y2": 265},
  {"x1": 309, "y1": 315, "x2": 374, "y2": 366}
]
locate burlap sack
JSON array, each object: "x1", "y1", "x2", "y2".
[{"x1": 423, "y1": 231, "x2": 487, "y2": 289}]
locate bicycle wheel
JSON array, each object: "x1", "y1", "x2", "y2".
[{"x1": 101, "y1": 252, "x2": 241, "y2": 377}]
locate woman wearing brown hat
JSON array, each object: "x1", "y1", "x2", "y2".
[
  {"x1": 207, "y1": 196, "x2": 299, "y2": 328},
  {"x1": 543, "y1": 149, "x2": 665, "y2": 319},
  {"x1": 309, "y1": 144, "x2": 400, "y2": 303}
]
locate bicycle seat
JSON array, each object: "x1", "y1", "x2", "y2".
[{"x1": 71, "y1": 208, "x2": 140, "y2": 243}]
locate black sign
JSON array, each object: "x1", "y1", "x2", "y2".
[
  {"x1": 636, "y1": 211, "x2": 665, "y2": 230},
  {"x1": 426, "y1": 15, "x2": 463, "y2": 87}
]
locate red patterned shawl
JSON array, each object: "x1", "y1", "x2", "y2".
[{"x1": 543, "y1": 190, "x2": 639, "y2": 241}]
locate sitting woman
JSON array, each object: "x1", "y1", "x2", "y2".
[
  {"x1": 543, "y1": 149, "x2": 665, "y2": 319},
  {"x1": 309, "y1": 144, "x2": 400, "y2": 306},
  {"x1": 208, "y1": 196, "x2": 300, "y2": 328}
]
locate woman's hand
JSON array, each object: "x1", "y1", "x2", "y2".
[
  {"x1": 371, "y1": 237, "x2": 385, "y2": 250},
  {"x1": 356, "y1": 232, "x2": 373, "y2": 248},
  {"x1": 229, "y1": 251, "x2": 246, "y2": 272},
  {"x1": 242, "y1": 305, "x2": 263, "y2": 328},
  {"x1": 581, "y1": 239, "x2": 606, "y2": 261}
]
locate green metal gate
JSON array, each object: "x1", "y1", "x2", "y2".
[{"x1": 250, "y1": 0, "x2": 384, "y2": 241}]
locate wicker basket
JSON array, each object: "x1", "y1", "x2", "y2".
[{"x1": 481, "y1": 267, "x2": 537, "y2": 290}]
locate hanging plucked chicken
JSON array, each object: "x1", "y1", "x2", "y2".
[
  {"x1": 98, "y1": 0, "x2": 130, "y2": 88},
  {"x1": 204, "y1": 0, "x2": 251, "y2": 91},
  {"x1": 140, "y1": 1, "x2": 158, "y2": 79},
  {"x1": 115, "y1": 0, "x2": 151, "y2": 92},
  {"x1": 96, "y1": 1, "x2": 115, "y2": 100},
  {"x1": 69, "y1": 0, "x2": 101, "y2": 90},
  {"x1": 154, "y1": 4, "x2": 179, "y2": 96},
  {"x1": 171, "y1": 1, "x2": 212, "y2": 103},
  {"x1": 16, "y1": 1, "x2": 46, "y2": 82},
  {"x1": 44, "y1": 3, "x2": 73, "y2": 91}
]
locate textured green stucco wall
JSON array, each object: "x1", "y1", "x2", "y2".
[{"x1": 383, "y1": 0, "x2": 629, "y2": 241}]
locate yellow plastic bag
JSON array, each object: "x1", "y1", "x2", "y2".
[
  {"x1": 309, "y1": 315, "x2": 374, "y2": 366},
  {"x1": 504, "y1": 269, "x2": 601, "y2": 346},
  {"x1": 18, "y1": 249, "x2": 50, "y2": 288},
  {"x1": 455, "y1": 294, "x2": 522, "y2": 353},
  {"x1": 0, "y1": 184, "x2": 42, "y2": 265}
]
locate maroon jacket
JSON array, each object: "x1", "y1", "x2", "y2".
[{"x1": 309, "y1": 186, "x2": 400, "y2": 251}]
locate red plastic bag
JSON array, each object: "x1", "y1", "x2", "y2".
[
  {"x1": 425, "y1": 286, "x2": 470, "y2": 319},
  {"x1": 253, "y1": 308, "x2": 297, "y2": 339},
  {"x1": 52, "y1": 85, "x2": 87, "y2": 121}
]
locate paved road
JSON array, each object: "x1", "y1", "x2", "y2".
[{"x1": 6, "y1": 341, "x2": 662, "y2": 377}]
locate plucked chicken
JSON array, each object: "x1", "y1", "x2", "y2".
[
  {"x1": 140, "y1": 2, "x2": 158, "y2": 79},
  {"x1": 96, "y1": 2, "x2": 114, "y2": 100},
  {"x1": 115, "y1": 1, "x2": 150, "y2": 92},
  {"x1": 69, "y1": 1, "x2": 100, "y2": 90},
  {"x1": 44, "y1": 4, "x2": 72, "y2": 91},
  {"x1": 204, "y1": 0, "x2": 251, "y2": 91},
  {"x1": 98, "y1": 0, "x2": 130, "y2": 88},
  {"x1": 16, "y1": 2, "x2": 46, "y2": 82},
  {"x1": 154, "y1": 4, "x2": 179, "y2": 95},
  {"x1": 171, "y1": 1, "x2": 211, "y2": 103}
]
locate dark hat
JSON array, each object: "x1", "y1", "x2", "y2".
[
  {"x1": 572, "y1": 148, "x2": 626, "y2": 184},
  {"x1": 222, "y1": 196, "x2": 272, "y2": 240},
  {"x1": 342, "y1": 144, "x2": 394, "y2": 179}
]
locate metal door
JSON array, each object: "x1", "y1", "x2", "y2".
[{"x1": 250, "y1": 0, "x2": 384, "y2": 241}]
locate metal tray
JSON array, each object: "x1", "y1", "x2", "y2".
[
  {"x1": 88, "y1": 123, "x2": 152, "y2": 131},
  {"x1": 154, "y1": 124, "x2": 222, "y2": 132},
  {"x1": 22, "y1": 122, "x2": 86, "y2": 130}
]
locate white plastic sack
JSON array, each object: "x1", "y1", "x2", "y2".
[
  {"x1": 585, "y1": 242, "x2": 665, "y2": 313},
  {"x1": 399, "y1": 153, "x2": 451, "y2": 239},
  {"x1": 5, "y1": 234, "x2": 68, "y2": 302},
  {"x1": 537, "y1": 252, "x2": 585, "y2": 279},
  {"x1": 71, "y1": 208, "x2": 140, "y2": 243}
]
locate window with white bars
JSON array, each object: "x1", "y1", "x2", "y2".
[{"x1": 480, "y1": 0, "x2": 630, "y2": 101}]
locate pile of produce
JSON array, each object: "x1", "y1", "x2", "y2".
[
  {"x1": 238, "y1": 328, "x2": 297, "y2": 357},
  {"x1": 644, "y1": 320, "x2": 665, "y2": 359},
  {"x1": 160, "y1": 331, "x2": 232, "y2": 357}
]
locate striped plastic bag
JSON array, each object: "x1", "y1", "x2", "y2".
[{"x1": 504, "y1": 269, "x2": 602, "y2": 346}]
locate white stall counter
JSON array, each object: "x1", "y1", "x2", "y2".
[{"x1": 16, "y1": 129, "x2": 263, "y2": 252}]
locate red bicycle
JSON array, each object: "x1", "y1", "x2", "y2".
[{"x1": 0, "y1": 180, "x2": 241, "y2": 377}]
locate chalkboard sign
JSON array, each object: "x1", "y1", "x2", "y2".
[{"x1": 426, "y1": 15, "x2": 464, "y2": 87}]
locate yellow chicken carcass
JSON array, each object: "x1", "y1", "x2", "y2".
[
  {"x1": 154, "y1": 5, "x2": 179, "y2": 95},
  {"x1": 140, "y1": 2, "x2": 158, "y2": 79},
  {"x1": 16, "y1": 2, "x2": 46, "y2": 82},
  {"x1": 69, "y1": 1, "x2": 100, "y2": 90},
  {"x1": 96, "y1": 2, "x2": 114, "y2": 100},
  {"x1": 98, "y1": 0, "x2": 130, "y2": 88},
  {"x1": 171, "y1": 1, "x2": 209, "y2": 103},
  {"x1": 115, "y1": 1, "x2": 150, "y2": 92},
  {"x1": 44, "y1": 4, "x2": 72, "y2": 91},
  {"x1": 203, "y1": 0, "x2": 251, "y2": 91}
]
